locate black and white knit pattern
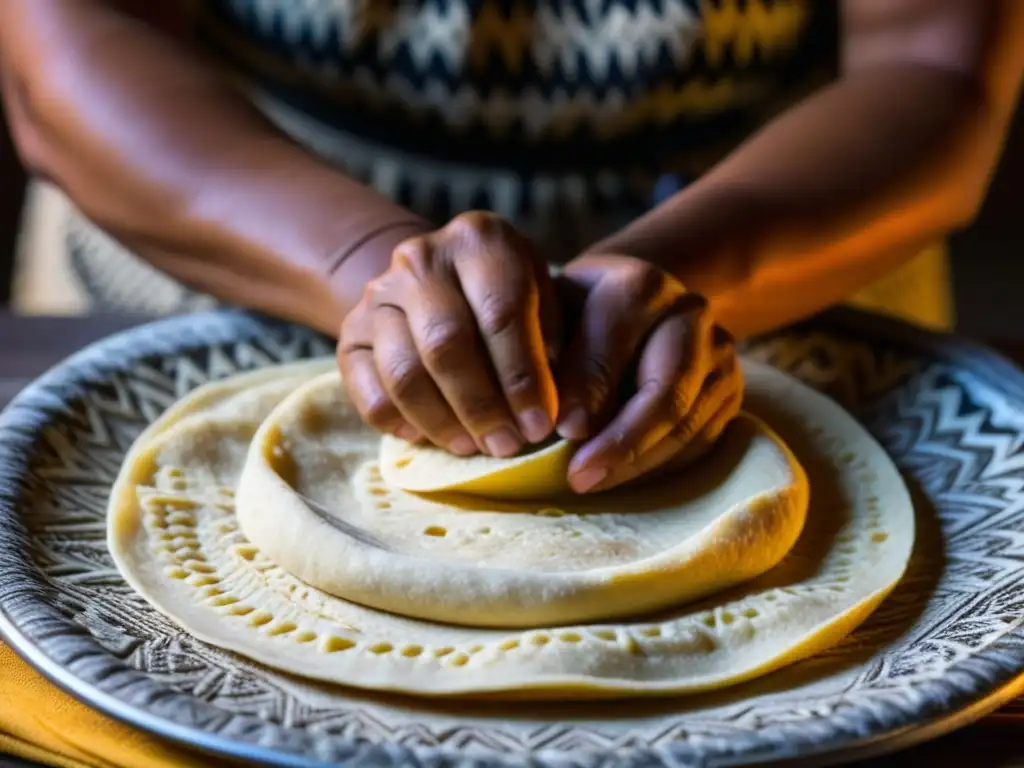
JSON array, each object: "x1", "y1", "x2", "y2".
[{"x1": 63, "y1": 0, "x2": 837, "y2": 313}]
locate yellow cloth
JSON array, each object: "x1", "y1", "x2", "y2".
[
  {"x1": 847, "y1": 242, "x2": 954, "y2": 332},
  {"x1": 0, "y1": 643, "x2": 228, "y2": 767}
]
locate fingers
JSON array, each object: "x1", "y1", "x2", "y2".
[
  {"x1": 338, "y1": 345, "x2": 420, "y2": 442},
  {"x1": 630, "y1": 364, "x2": 742, "y2": 485},
  {"x1": 564, "y1": 309, "x2": 699, "y2": 487},
  {"x1": 338, "y1": 212, "x2": 562, "y2": 456},
  {"x1": 337, "y1": 309, "x2": 416, "y2": 440},
  {"x1": 567, "y1": 313, "x2": 741, "y2": 494},
  {"x1": 399, "y1": 277, "x2": 525, "y2": 458},
  {"x1": 447, "y1": 216, "x2": 557, "y2": 443},
  {"x1": 370, "y1": 305, "x2": 476, "y2": 455},
  {"x1": 664, "y1": 386, "x2": 743, "y2": 471},
  {"x1": 556, "y1": 263, "x2": 684, "y2": 442}
]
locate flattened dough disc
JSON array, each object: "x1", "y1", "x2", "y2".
[
  {"x1": 379, "y1": 432, "x2": 576, "y2": 499},
  {"x1": 236, "y1": 372, "x2": 809, "y2": 628},
  {"x1": 108, "y1": 359, "x2": 915, "y2": 700}
]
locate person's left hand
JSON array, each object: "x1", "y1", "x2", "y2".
[{"x1": 554, "y1": 255, "x2": 743, "y2": 494}]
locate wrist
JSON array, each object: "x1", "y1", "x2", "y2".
[
  {"x1": 325, "y1": 217, "x2": 432, "y2": 325},
  {"x1": 186, "y1": 147, "x2": 430, "y2": 335}
]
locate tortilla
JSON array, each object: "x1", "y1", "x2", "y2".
[
  {"x1": 107, "y1": 360, "x2": 914, "y2": 699},
  {"x1": 237, "y1": 371, "x2": 809, "y2": 627}
]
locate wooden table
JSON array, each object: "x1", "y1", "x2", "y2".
[{"x1": 2, "y1": 312, "x2": 1024, "y2": 768}]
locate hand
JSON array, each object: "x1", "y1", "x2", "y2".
[
  {"x1": 338, "y1": 212, "x2": 560, "y2": 457},
  {"x1": 554, "y1": 255, "x2": 742, "y2": 494}
]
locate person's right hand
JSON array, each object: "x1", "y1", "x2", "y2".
[{"x1": 338, "y1": 212, "x2": 561, "y2": 458}]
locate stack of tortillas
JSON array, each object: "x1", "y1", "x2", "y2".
[{"x1": 107, "y1": 358, "x2": 914, "y2": 699}]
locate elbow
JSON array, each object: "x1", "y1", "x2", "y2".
[
  {"x1": 931, "y1": 86, "x2": 1017, "y2": 235},
  {"x1": 3, "y1": 57, "x2": 128, "y2": 239},
  {"x1": 884, "y1": 182, "x2": 987, "y2": 251},
  {"x1": 921, "y1": 181, "x2": 986, "y2": 236},
  {"x1": 1, "y1": 63, "x2": 60, "y2": 184},
  {"x1": 947, "y1": 190, "x2": 986, "y2": 233},
  {"x1": 901, "y1": 106, "x2": 1003, "y2": 241},
  {"x1": 926, "y1": 160, "x2": 993, "y2": 237}
]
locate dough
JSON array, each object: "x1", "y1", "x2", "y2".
[
  {"x1": 379, "y1": 432, "x2": 576, "y2": 498},
  {"x1": 236, "y1": 371, "x2": 809, "y2": 627},
  {"x1": 107, "y1": 360, "x2": 333, "y2": 582},
  {"x1": 108, "y1": 359, "x2": 915, "y2": 700}
]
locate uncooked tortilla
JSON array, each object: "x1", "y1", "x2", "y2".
[
  {"x1": 379, "y1": 431, "x2": 577, "y2": 498},
  {"x1": 236, "y1": 371, "x2": 809, "y2": 627},
  {"x1": 107, "y1": 359, "x2": 914, "y2": 700}
]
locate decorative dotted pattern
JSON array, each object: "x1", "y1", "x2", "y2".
[{"x1": 132, "y1": 422, "x2": 898, "y2": 674}]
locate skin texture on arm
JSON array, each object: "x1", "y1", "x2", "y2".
[
  {"x1": 1, "y1": 1, "x2": 580, "y2": 468},
  {"x1": 590, "y1": 0, "x2": 1024, "y2": 340},
  {"x1": 0, "y1": 0, "x2": 744, "y2": 491},
  {"x1": 0, "y1": 0, "x2": 429, "y2": 335}
]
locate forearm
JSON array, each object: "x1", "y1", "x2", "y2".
[
  {"x1": 0, "y1": 0, "x2": 427, "y2": 333},
  {"x1": 592, "y1": 64, "x2": 998, "y2": 338}
]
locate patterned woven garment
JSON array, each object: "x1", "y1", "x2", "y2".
[
  {"x1": 192, "y1": 0, "x2": 835, "y2": 221},
  {"x1": 15, "y1": 0, "x2": 950, "y2": 327}
]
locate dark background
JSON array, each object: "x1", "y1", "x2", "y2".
[
  {"x1": 949, "y1": 100, "x2": 1024, "y2": 337},
  {"x1": 0, "y1": 106, "x2": 23, "y2": 304},
  {"x1": 0, "y1": 105, "x2": 1021, "y2": 336}
]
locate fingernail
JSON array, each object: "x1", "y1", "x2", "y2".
[
  {"x1": 396, "y1": 423, "x2": 420, "y2": 442},
  {"x1": 484, "y1": 427, "x2": 521, "y2": 458},
  {"x1": 518, "y1": 408, "x2": 551, "y2": 443},
  {"x1": 449, "y1": 434, "x2": 478, "y2": 456},
  {"x1": 571, "y1": 467, "x2": 609, "y2": 494},
  {"x1": 557, "y1": 408, "x2": 589, "y2": 440}
]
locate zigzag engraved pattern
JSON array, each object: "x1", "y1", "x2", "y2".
[{"x1": 2, "y1": 310, "x2": 1024, "y2": 767}]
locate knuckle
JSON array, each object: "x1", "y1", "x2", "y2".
[
  {"x1": 613, "y1": 262, "x2": 666, "y2": 306},
  {"x1": 583, "y1": 353, "x2": 615, "y2": 394},
  {"x1": 380, "y1": 355, "x2": 428, "y2": 399},
  {"x1": 448, "y1": 211, "x2": 512, "y2": 249},
  {"x1": 364, "y1": 275, "x2": 391, "y2": 305},
  {"x1": 447, "y1": 211, "x2": 487, "y2": 241},
  {"x1": 501, "y1": 368, "x2": 537, "y2": 398},
  {"x1": 362, "y1": 394, "x2": 399, "y2": 429},
  {"x1": 594, "y1": 427, "x2": 637, "y2": 466},
  {"x1": 670, "y1": 416, "x2": 699, "y2": 443},
  {"x1": 459, "y1": 392, "x2": 504, "y2": 425},
  {"x1": 581, "y1": 354, "x2": 618, "y2": 409},
  {"x1": 419, "y1": 317, "x2": 471, "y2": 368},
  {"x1": 392, "y1": 236, "x2": 432, "y2": 272},
  {"x1": 415, "y1": 407, "x2": 455, "y2": 436},
  {"x1": 476, "y1": 290, "x2": 522, "y2": 337},
  {"x1": 702, "y1": 368, "x2": 725, "y2": 394}
]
